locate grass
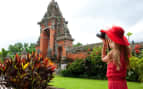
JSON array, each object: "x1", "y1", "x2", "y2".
[{"x1": 50, "y1": 76, "x2": 143, "y2": 89}]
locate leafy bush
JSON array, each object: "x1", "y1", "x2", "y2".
[
  {"x1": 127, "y1": 56, "x2": 143, "y2": 82},
  {"x1": 87, "y1": 46, "x2": 107, "y2": 79},
  {"x1": 0, "y1": 52, "x2": 56, "y2": 89},
  {"x1": 61, "y1": 59, "x2": 85, "y2": 77},
  {"x1": 61, "y1": 46, "x2": 107, "y2": 79},
  {"x1": 137, "y1": 58, "x2": 143, "y2": 82},
  {"x1": 127, "y1": 56, "x2": 139, "y2": 82}
]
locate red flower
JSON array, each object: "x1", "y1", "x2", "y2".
[
  {"x1": 96, "y1": 52, "x2": 99, "y2": 55},
  {"x1": 88, "y1": 48, "x2": 91, "y2": 51},
  {"x1": 134, "y1": 44, "x2": 141, "y2": 50},
  {"x1": 135, "y1": 49, "x2": 140, "y2": 54}
]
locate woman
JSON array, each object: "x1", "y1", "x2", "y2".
[{"x1": 100, "y1": 26, "x2": 131, "y2": 89}]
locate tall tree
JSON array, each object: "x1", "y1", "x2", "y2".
[
  {"x1": 8, "y1": 42, "x2": 36, "y2": 56},
  {"x1": 73, "y1": 42, "x2": 83, "y2": 47},
  {"x1": 0, "y1": 48, "x2": 9, "y2": 61}
]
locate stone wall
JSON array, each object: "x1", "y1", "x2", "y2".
[
  {"x1": 66, "y1": 43, "x2": 102, "y2": 60},
  {"x1": 66, "y1": 41, "x2": 143, "y2": 60}
]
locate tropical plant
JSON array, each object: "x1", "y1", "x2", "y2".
[{"x1": 0, "y1": 52, "x2": 56, "y2": 89}]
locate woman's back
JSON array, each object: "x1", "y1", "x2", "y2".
[{"x1": 107, "y1": 48, "x2": 127, "y2": 80}]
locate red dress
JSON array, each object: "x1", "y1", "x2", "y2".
[{"x1": 106, "y1": 50, "x2": 128, "y2": 89}]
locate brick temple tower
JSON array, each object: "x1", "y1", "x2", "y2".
[{"x1": 36, "y1": 0, "x2": 74, "y2": 61}]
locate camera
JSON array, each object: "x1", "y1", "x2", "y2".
[
  {"x1": 96, "y1": 32, "x2": 106, "y2": 39},
  {"x1": 96, "y1": 32, "x2": 111, "y2": 50}
]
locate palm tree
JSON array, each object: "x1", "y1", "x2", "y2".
[{"x1": 127, "y1": 32, "x2": 133, "y2": 42}]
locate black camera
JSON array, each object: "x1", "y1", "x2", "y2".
[
  {"x1": 96, "y1": 32, "x2": 106, "y2": 39},
  {"x1": 96, "y1": 32, "x2": 111, "y2": 50}
]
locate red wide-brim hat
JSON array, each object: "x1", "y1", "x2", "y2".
[{"x1": 100, "y1": 26, "x2": 130, "y2": 46}]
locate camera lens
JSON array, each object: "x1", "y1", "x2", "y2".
[{"x1": 96, "y1": 32, "x2": 105, "y2": 39}]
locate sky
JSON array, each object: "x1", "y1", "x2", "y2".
[{"x1": 0, "y1": 0, "x2": 143, "y2": 50}]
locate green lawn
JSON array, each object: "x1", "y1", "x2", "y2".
[{"x1": 50, "y1": 76, "x2": 143, "y2": 89}]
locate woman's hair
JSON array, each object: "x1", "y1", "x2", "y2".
[{"x1": 110, "y1": 42, "x2": 130, "y2": 70}]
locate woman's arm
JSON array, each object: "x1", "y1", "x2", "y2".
[{"x1": 101, "y1": 40, "x2": 111, "y2": 63}]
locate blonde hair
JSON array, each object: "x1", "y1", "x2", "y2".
[{"x1": 109, "y1": 41, "x2": 130, "y2": 70}]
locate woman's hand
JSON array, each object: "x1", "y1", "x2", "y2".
[{"x1": 100, "y1": 38, "x2": 108, "y2": 47}]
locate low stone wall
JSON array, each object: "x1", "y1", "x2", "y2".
[
  {"x1": 66, "y1": 43, "x2": 102, "y2": 60},
  {"x1": 68, "y1": 43, "x2": 102, "y2": 54},
  {"x1": 67, "y1": 52, "x2": 88, "y2": 60}
]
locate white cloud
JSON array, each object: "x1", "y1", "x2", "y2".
[
  {"x1": 128, "y1": 20, "x2": 143, "y2": 33},
  {"x1": 127, "y1": 20, "x2": 143, "y2": 42}
]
